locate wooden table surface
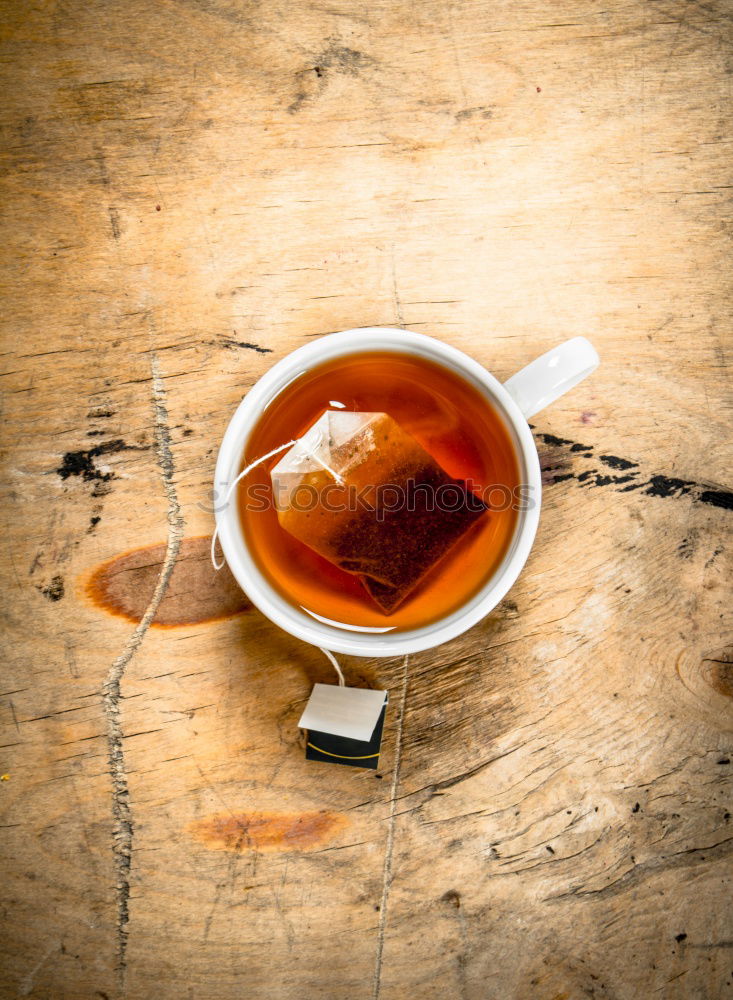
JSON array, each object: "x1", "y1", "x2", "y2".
[{"x1": 1, "y1": 1, "x2": 731, "y2": 997}]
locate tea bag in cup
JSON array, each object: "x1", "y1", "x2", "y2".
[{"x1": 270, "y1": 410, "x2": 488, "y2": 613}]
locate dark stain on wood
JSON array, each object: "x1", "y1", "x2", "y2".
[
  {"x1": 188, "y1": 811, "x2": 348, "y2": 852},
  {"x1": 108, "y1": 206, "x2": 121, "y2": 241},
  {"x1": 37, "y1": 574, "x2": 64, "y2": 602},
  {"x1": 702, "y1": 651, "x2": 733, "y2": 698},
  {"x1": 455, "y1": 106, "x2": 493, "y2": 121},
  {"x1": 288, "y1": 43, "x2": 374, "y2": 114},
  {"x1": 57, "y1": 440, "x2": 122, "y2": 481},
  {"x1": 67, "y1": 79, "x2": 151, "y2": 125},
  {"x1": 700, "y1": 489, "x2": 733, "y2": 510},
  {"x1": 539, "y1": 440, "x2": 573, "y2": 485},
  {"x1": 223, "y1": 338, "x2": 273, "y2": 354},
  {"x1": 57, "y1": 439, "x2": 147, "y2": 498},
  {"x1": 598, "y1": 454, "x2": 638, "y2": 470},
  {"x1": 86, "y1": 535, "x2": 249, "y2": 626},
  {"x1": 532, "y1": 430, "x2": 733, "y2": 509}
]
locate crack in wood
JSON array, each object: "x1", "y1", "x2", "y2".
[
  {"x1": 546, "y1": 835, "x2": 733, "y2": 903},
  {"x1": 390, "y1": 245, "x2": 405, "y2": 329},
  {"x1": 372, "y1": 654, "x2": 409, "y2": 1000},
  {"x1": 101, "y1": 353, "x2": 184, "y2": 989}
]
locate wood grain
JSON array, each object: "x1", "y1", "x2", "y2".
[{"x1": 1, "y1": 1, "x2": 731, "y2": 998}]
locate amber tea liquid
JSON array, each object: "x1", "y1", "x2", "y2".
[{"x1": 237, "y1": 351, "x2": 520, "y2": 630}]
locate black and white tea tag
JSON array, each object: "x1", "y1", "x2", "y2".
[{"x1": 298, "y1": 684, "x2": 388, "y2": 769}]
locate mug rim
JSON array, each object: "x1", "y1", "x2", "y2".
[{"x1": 214, "y1": 328, "x2": 541, "y2": 656}]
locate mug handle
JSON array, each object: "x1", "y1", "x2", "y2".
[{"x1": 503, "y1": 336, "x2": 600, "y2": 419}]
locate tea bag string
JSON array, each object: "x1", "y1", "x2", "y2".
[
  {"x1": 307, "y1": 429, "x2": 345, "y2": 486},
  {"x1": 210, "y1": 438, "x2": 347, "y2": 688},
  {"x1": 210, "y1": 433, "x2": 347, "y2": 572},
  {"x1": 318, "y1": 647, "x2": 345, "y2": 686},
  {"x1": 210, "y1": 439, "x2": 298, "y2": 571}
]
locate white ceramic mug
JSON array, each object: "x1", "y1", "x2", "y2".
[{"x1": 214, "y1": 329, "x2": 599, "y2": 656}]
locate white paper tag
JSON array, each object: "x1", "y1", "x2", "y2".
[{"x1": 298, "y1": 684, "x2": 389, "y2": 742}]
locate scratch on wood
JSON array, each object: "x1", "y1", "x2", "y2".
[
  {"x1": 372, "y1": 654, "x2": 409, "y2": 1000},
  {"x1": 101, "y1": 352, "x2": 184, "y2": 987},
  {"x1": 18, "y1": 943, "x2": 55, "y2": 997},
  {"x1": 440, "y1": 889, "x2": 470, "y2": 997},
  {"x1": 390, "y1": 245, "x2": 405, "y2": 329},
  {"x1": 546, "y1": 835, "x2": 733, "y2": 903},
  {"x1": 108, "y1": 206, "x2": 121, "y2": 241}
]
